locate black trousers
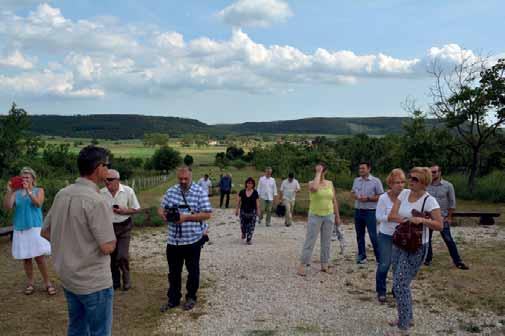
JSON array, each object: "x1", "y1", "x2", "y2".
[
  {"x1": 166, "y1": 241, "x2": 202, "y2": 304},
  {"x1": 111, "y1": 217, "x2": 133, "y2": 288},
  {"x1": 220, "y1": 191, "x2": 230, "y2": 208}
]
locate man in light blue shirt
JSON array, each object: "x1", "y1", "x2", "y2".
[{"x1": 351, "y1": 162, "x2": 384, "y2": 264}]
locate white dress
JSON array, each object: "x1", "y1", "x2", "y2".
[{"x1": 11, "y1": 189, "x2": 51, "y2": 259}]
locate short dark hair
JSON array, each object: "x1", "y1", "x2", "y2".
[
  {"x1": 204, "y1": 174, "x2": 209, "y2": 178},
  {"x1": 288, "y1": 172, "x2": 294, "y2": 179},
  {"x1": 244, "y1": 177, "x2": 256, "y2": 188},
  {"x1": 78, "y1": 145, "x2": 109, "y2": 177},
  {"x1": 359, "y1": 161, "x2": 371, "y2": 168}
]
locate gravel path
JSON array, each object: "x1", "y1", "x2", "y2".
[{"x1": 130, "y1": 209, "x2": 505, "y2": 336}]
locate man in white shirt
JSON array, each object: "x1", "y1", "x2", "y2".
[
  {"x1": 198, "y1": 174, "x2": 212, "y2": 196},
  {"x1": 257, "y1": 167, "x2": 277, "y2": 226},
  {"x1": 100, "y1": 169, "x2": 141, "y2": 291},
  {"x1": 280, "y1": 172, "x2": 300, "y2": 227}
]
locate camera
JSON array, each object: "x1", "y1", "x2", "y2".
[
  {"x1": 113, "y1": 204, "x2": 119, "y2": 209},
  {"x1": 10, "y1": 176, "x2": 24, "y2": 190},
  {"x1": 164, "y1": 206, "x2": 181, "y2": 222}
]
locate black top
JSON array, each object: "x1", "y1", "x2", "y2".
[{"x1": 239, "y1": 189, "x2": 259, "y2": 213}]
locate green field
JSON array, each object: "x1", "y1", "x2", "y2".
[{"x1": 43, "y1": 136, "x2": 227, "y2": 164}]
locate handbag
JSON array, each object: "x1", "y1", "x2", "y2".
[
  {"x1": 275, "y1": 203, "x2": 286, "y2": 217},
  {"x1": 392, "y1": 195, "x2": 430, "y2": 252}
]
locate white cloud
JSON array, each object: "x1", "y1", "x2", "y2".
[
  {"x1": 0, "y1": 69, "x2": 104, "y2": 98},
  {"x1": 0, "y1": 50, "x2": 35, "y2": 69},
  {"x1": 0, "y1": 3, "x2": 496, "y2": 99},
  {"x1": 0, "y1": 0, "x2": 53, "y2": 11},
  {"x1": 218, "y1": 0, "x2": 293, "y2": 28}
]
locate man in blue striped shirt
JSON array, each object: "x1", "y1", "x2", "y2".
[{"x1": 158, "y1": 166, "x2": 212, "y2": 311}]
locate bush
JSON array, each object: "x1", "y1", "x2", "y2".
[
  {"x1": 231, "y1": 159, "x2": 247, "y2": 169},
  {"x1": 149, "y1": 146, "x2": 182, "y2": 172},
  {"x1": 134, "y1": 207, "x2": 165, "y2": 227},
  {"x1": 448, "y1": 171, "x2": 505, "y2": 203}
]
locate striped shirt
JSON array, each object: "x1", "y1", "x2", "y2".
[{"x1": 160, "y1": 183, "x2": 212, "y2": 245}]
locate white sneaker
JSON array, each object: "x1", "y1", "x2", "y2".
[{"x1": 331, "y1": 234, "x2": 338, "y2": 241}]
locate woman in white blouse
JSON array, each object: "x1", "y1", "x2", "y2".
[
  {"x1": 375, "y1": 169, "x2": 406, "y2": 304},
  {"x1": 386, "y1": 167, "x2": 443, "y2": 336}
]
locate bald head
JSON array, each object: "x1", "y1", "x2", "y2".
[{"x1": 177, "y1": 166, "x2": 192, "y2": 190}]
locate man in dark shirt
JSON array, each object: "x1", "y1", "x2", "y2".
[{"x1": 218, "y1": 173, "x2": 232, "y2": 208}]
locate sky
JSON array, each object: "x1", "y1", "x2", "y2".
[{"x1": 0, "y1": 0, "x2": 503, "y2": 124}]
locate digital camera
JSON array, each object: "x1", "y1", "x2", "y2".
[
  {"x1": 164, "y1": 206, "x2": 181, "y2": 222},
  {"x1": 10, "y1": 176, "x2": 24, "y2": 190}
]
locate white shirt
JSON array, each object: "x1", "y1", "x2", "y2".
[
  {"x1": 280, "y1": 178, "x2": 300, "y2": 201},
  {"x1": 397, "y1": 189, "x2": 440, "y2": 244},
  {"x1": 376, "y1": 192, "x2": 398, "y2": 236},
  {"x1": 100, "y1": 184, "x2": 141, "y2": 223},
  {"x1": 257, "y1": 176, "x2": 277, "y2": 201},
  {"x1": 198, "y1": 178, "x2": 212, "y2": 196}
]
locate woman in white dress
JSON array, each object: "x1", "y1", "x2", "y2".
[{"x1": 3, "y1": 167, "x2": 55, "y2": 295}]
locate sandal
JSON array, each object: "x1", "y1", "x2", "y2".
[
  {"x1": 46, "y1": 284, "x2": 57, "y2": 296},
  {"x1": 297, "y1": 265, "x2": 306, "y2": 276},
  {"x1": 24, "y1": 285, "x2": 34, "y2": 295}
]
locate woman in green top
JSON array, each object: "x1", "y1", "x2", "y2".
[{"x1": 297, "y1": 163, "x2": 341, "y2": 276}]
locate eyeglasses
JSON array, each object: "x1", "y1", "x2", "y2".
[
  {"x1": 431, "y1": 171, "x2": 438, "y2": 174},
  {"x1": 105, "y1": 178, "x2": 117, "y2": 182},
  {"x1": 409, "y1": 176, "x2": 420, "y2": 183},
  {"x1": 100, "y1": 162, "x2": 111, "y2": 169}
]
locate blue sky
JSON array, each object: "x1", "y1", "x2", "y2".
[{"x1": 0, "y1": 0, "x2": 503, "y2": 124}]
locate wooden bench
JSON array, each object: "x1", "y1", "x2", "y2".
[
  {"x1": 452, "y1": 212, "x2": 500, "y2": 225},
  {"x1": 0, "y1": 226, "x2": 13, "y2": 240}
]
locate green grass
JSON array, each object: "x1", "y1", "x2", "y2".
[{"x1": 43, "y1": 136, "x2": 227, "y2": 164}]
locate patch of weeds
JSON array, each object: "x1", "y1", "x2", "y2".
[
  {"x1": 460, "y1": 321, "x2": 482, "y2": 333},
  {"x1": 245, "y1": 330, "x2": 278, "y2": 336},
  {"x1": 293, "y1": 323, "x2": 320, "y2": 333}
]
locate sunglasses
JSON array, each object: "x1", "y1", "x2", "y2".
[
  {"x1": 100, "y1": 162, "x2": 112, "y2": 169},
  {"x1": 105, "y1": 178, "x2": 117, "y2": 182},
  {"x1": 431, "y1": 170, "x2": 438, "y2": 174},
  {"x1": 409, "y1": 176, "x2": 420, "y2": 183}
]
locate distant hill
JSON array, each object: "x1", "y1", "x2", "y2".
[
  {"x1": 25, "y1": 114, "x2": 427, "y2": 139},
  {"x1": 28, "y1": 114, "x2": 211, "y2": 139}
]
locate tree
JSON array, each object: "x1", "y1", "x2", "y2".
[
  {"x1": 143, "y1": 133, "x2": 169, "y2": 147},
  {"x1": 0, "y1": 103, "x2": 31, "y2": 176},
  {"x1": 183, "y1": 154, "x2": 194, "y2": 166},
  {"x1": 430, "y1": 57, "x2": 505, "y2": 191},
  {"x1": 150, "y1": 146, "x2": 182, "y2": 172},
  {"x1": 225, "y1": 146, "x2": 245, "y2": 160}
]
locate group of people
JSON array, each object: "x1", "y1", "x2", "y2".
[{"x1": 3, "y1": 144, "x2": 470, "y2": 336}]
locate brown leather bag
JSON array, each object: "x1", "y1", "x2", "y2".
[{"x1": 392, "y1": 195, "x2": 430, "y2": 252}]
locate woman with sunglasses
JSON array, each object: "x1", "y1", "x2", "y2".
[
  {"x1": 3, "y1": 167, "x2": 55, "y2": 295},
  {"x1": 386, "y1": 167, "x2": 443, "y2": 336},
  {"x1": 375, "y1": 168, "x2": 406, "y2": 304}
]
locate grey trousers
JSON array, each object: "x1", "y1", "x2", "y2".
[{"x1": 300, "y1": 214, "x2": 334, "y2": 265}]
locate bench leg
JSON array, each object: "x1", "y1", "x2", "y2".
[{"x1": 479, "y1": 216, "x2": 495, "y2": 225}]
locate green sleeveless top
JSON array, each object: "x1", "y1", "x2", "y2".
[{"x1": 309, "y1": 183, "x2": 334, "y2": 216}]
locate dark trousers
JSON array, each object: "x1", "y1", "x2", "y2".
[
  {"x1": 166, "y1": 240, "x2": 202, "y2": 304},
  {"x1": 354, "y1": 209, "x2": 379, "y2": 261},
  {"x1": 220, "y1": 191, "x2": 230, "y2": 208},
  {"x1": 425, "y1": 220, "x2": 462, "y2": 265},
  {"x1": 111, "y1": 217, "x2": 133, "y2": 289}
]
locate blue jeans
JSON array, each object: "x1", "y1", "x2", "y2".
[
  {"x1": 425, "y1": 220, "x2": 462, "y2": 265},
  {"x1": 354, "y1": 209, "x2": 379, "y2": 261},
  {"x1": 375, "y1": 232, "x2": 393, "y2": 296},
  {"x1": 64, "y1": 287, "x2": 114, "y2": 336}
]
